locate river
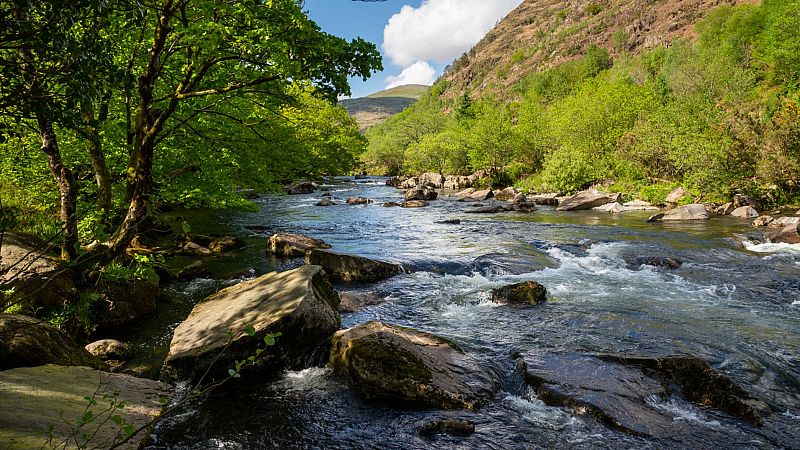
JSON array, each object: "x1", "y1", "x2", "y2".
[{"x1": 138, "y1": 178, "x2": 800, "y2": 449}]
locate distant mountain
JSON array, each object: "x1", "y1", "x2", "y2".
[{"x1": 340, "y1": 84, "x2": 429, "y2": 130}]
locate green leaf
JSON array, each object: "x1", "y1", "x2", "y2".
[
  {"x1": 116, "y1": 401, "x2": 126, "y2": 410},
  {"x1": 80, "y1": 411, "x2": 94, "y2": 424},
  {"x1": 111, "y1": 415, "x2": 124, "y2": 426},
  {"x1": 228, "y1": 368, "x2": 237, "y2": 377},
  {"x1": 263, "y1": 335, "x2": 275, "y2": 346},
  {"x1": 123, "y1": 424, "x2": 135, "y2": 437},
  {"x1": 244, "y1": 324, "x2": 256, "y2": 336}
]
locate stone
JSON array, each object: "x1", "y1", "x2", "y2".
[
  {"x1": 286, "y1": 181, "x2": 317, "y2": 195},
  {"x1": 556, "y1": 190, "x2": 620, "y2": 211},
  {"x1": 752, "y1": 215, "x2": 775, "y2": 227},
  {"x1": 181, "y1": 242, "x2": 213, "y2": 256},
  {"x1": 454, "y1": 188, "x2": 475, "y2": 199},
  {"x1": 511, "y1": 192, "x2": 527, "y2": 204},
  {"x1": 593, "y1": 202, "x2": 626, "y2": 213},
  {"x1": 338, "y1": 291, "x2": 384, "y2": 313},
  {"x1": 494, "y1": 187, "x2": 517, "y2": 201},
  {"x1": 625, "y1": 256, "x2": 683, "y2": 270},
  {"x1": 647, "y1": 213, "x2": 665, "y2": 222},
  {"x1": 382, "y1": 202, "x2": 402, "y2": 207},
  {"x1": 0, "y1": 314, "x2": 106, "y2": 370},
  {"x1": 660, "y1": 204, "x2": 709, "y2": 221},
  {"x1": 0, "y1": 365, "x2": 171, "y2": 450},
  {"x1": 316, "y1": 198, "x2": 337, "y2": 206},
  {"x1": 175, "y1": 260, "x2": 212, "y2": 280},
  {"x1": 733, "y1": 194, "x2": 756, "y2": 208},
  {"x1": 419, "y1": 172, "x2": 444, "y2": 188},
  {"x1": 417, "y1": 419, "x2": 476, "y2": 437},
  {"x1": 404, "y1": 187, "x2": 438, "y2": 201},
  {"x1": 528, "y1": 193, "x2": 560, "y2": 206},
  {"x1": 623, "y1": 200, "x2": 660, "y2": 211},
  {"x1": 329, "y1": 321, "x2": 496, "y2": 410},
  {"x1": 665, "y1": 187, "x2": 687, "y2": 204},
  {"x1": 208, "y1": 236, "x2": 244, "y2": 253},
  {"x1": 399, "y1": 177, "x2": 419, "y2": 189},
  {"x1": 305, "y1": 249, "x2": 401, "y2": 283},
  {"x1": 386, "y1": 176, "x2": 404, "y2": 187},
  {"x1": 0, "y1": 233, "x2": 76, "y2": 309},
  {"x1": 464, "y1": 205, "x2": 511, "y2": 214},
  {"x1": 461, "y1": 189, "x2": 494, "y2": 202},
  {"x1": 522, "y1": 352, "x2": 770, "y2": 437},
  {"x1": 491, "y1": 281, "x2": 547, "y2": 305},
  {"x1": 510, "y1": 202, "x2": 538, "y2": 213},
  {"x1": 401, "y1": 200, "x2": 428, "y2": 208},
  {"x1": 85, "y1": 339, "x2": 131, "y2": 361},
  {"x1": 346, "y1": 197, "x2": 373, "y2": 205},
  {"x1": 441, "y1": 219, "x2": 461, "y2": 225},
  {"x1": 770, "y1": 216, "x2": 800, "y2": 228},
  {"x1": 91, "y1": 279, "x2": 159, "y2": 330},
  {"x1": 165, "y1": 265, "x2": 340, "y2": 381},
  {"x1": 730, "y1": 206, "x2": 759, "y2": 219},
  {"x1": 768, "y1": 223, "x2": 800, "y2": 244},
  {"x1": 267, "y1": 233, "x2": 331, "y2": 257},
  {"x1": 715, "y1": 202, "x2": 735, "y2": 215}
]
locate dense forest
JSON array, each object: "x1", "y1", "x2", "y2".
[{"x1": 363, "y1": 0, "x2": 800, "y2": 206}]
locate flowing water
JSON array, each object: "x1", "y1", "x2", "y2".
[{"x1": 140, "y1": 178, "x2": 800, "y2": 449}]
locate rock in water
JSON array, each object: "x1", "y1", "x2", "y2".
[
  {"x1": 491, "y1": 281, "x2": 547, "y2": 305},
  {"x1": 0, "y1": 364, "x2": 171, "y2": 450},
  {"x1": 660, "y1": 204, "x2": 709, "y2": 221},
  {"x1": 625, "y1": 256, "x2": 683, "y2": 270},
  {"x1": 417, "y1": 419, "x2": 476, "y2": 437},
  {"x1": 0, "y1": 233, "x2": 76, "y2": 309},
  {"x1": 305, "y1": 249, "x2": 401, "y2": 282},
  {"x1": 404, "y1": 187, "x2": 438, "y2": 201},
  {"x1": 329, "y1": 321, "x2": 496, "y2": 410},
  {"x1": 316, "y1": 198, "x2": 336, "y2": 206},
  {"x1": 768, "y1": 223, "x2": 800, "y2": 244},
  {"x1": 346, "y1": 197, "x2": 373, "y2": 205},
  {"x1": 267, "y1": 233, "x2": 331, "y2": 257},
  {"x1": 593, "y1": 202, "x2": 626, "y2": 213},
  {"x1": 208, "y1": 236, "x2": 244, "y2": 253},
  {"x1": 0, "y1": 314, "x2": 107, "y2": 370},
  {"x1": 286, "y1": 181, "x2": 316, "y2": 195},
  {"x1": 401, "y1": 200, "x2": 428, "y2": 208},
  {"x1": 338, "y1": 292, "x2": 384, "y2": 313},
  {"x1": 752, "y1": 215, "x2": 774, "y2": 227},
  {"x1": 164, "y1": 265, "x2": 340, "y2": 381},
  {"x1": 557, "y1": 190, "x2": 620, "y2": 211},
  {"x1": 91, "y1": 279, "x2": 159, "y2": 329},
  {"x1": 730, "y1": 206, "x2": 759, "y2": 219},
  {"x1": 85, "y1": 339, "x2": 131, "y2": 361},
  {"x1": 464, "y1": 204, "x2": 510, "y2": 214}
]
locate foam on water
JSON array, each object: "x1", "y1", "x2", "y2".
[
  {"x1": 645, "y1": 396, "x2": 723, "y2": 429},
  {"x1": 744, "y1": 241, "x2": 800, "y2": 254},
  {"x1": 275, "y1": 367, "x2": 334, "y2": 392}
]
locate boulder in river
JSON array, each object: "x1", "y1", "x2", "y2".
[
  {"x1": 405, "y1": 187, "x2": 438, "y2": 201},
  {"x1": 329, "y1": 321, "x2": 496, "y2": 410},
  {"x1": 165, "y1": 265, "x2": 340, "y2": 381},
  {"x1": 752, "y1": 215, "x2": 775, "y2": 227},
  {"x1": 491, "y1": 281, "x2": 547, "y2": 305},
  {"x1": 305, "y1": 249, "x2": 401, "y2": 283},
  {"x1": 557, "y1": 190, "x2": 620, "y2": 211},
  {"x1": 0, "y1": 233, "x2": 76, "y2": 309},
  {"x1": 267, "y1": 233, "x2": 331, "y2": 257},
  {"x1": 522, "y1": 352, "x2": 770, "y2": 437},
  {"x1": 460, "y1": 189, "x2": 494, "y2": 202},
  {"x1": 85, "y1": 339, "x2": 131, "y2": 361},
  {"x1": 91, "y1": 278, "x2": 159, "y2": 330},
  {"x1": 593, "y1": 202, "x2": 626, "y2": 213},
  {"x1": 494, "y1": 187, "x2": 517, "y2": 201},
  {"x1": 464, "y1": 204, "x2": 511, "y2": 214},
  {"x1": 346, "y1": 197, "x2": 373, "y2": 205},
  {"x1": 286, "y1": 181, "x2": 317, "y2": 195},
  {"x1": 0, "y1": 314, "x2": 107, "y2": 370},
  {"x1": 625, "y1": 256, "x2": 683, "y2": 270},
  {"x1": 316, "y1": 198, "x2": 337, "y2": 206},
  {"x1": 454, "y1": 188, "x2": 475, "y2": 199},
  {"x1": 528, "y1": 193, "x2": 560, "y2": 206},
  {"x1": 768, "y1": 223, "x2": 800, "y2": 244},
  {"x1": 417, "y1": 419, "x2": 476, "y2": 437},
  {"x1": 181, "y1": 241, "x2": 213, "y2": 256},
  {"x1": 419, "y1": 172, "x2": 444, "y2": 189},
  {"x1": 338, "y1": 291, "x2": 384, "y2": 313},
  {"x1": 208, "y1": 236, "x2": 244, "y2": 253},
  {"x1": 175, "y1": 260, "x2": 212, "y2": 280},
  {"x1": 383, "y1": 202, "x2": 402, "y2": 207},
  {"x1": 770, "y1": 216, "x2": 800, "y2": 228},
  {"x1": 730, "y1": 206, "x2": 759, "y2": 219},
  {"x1": 715, "y1": 202, "x2": 735, "y2": 215},
  {"x1": 660, "y1": 204, "x2": 709, "y2": 221},
  {"x1": 401, "y1": 200, "x2": 428, "y2": 208}
]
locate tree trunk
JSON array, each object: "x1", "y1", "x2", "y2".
[
  {"x1": 37, "y1": 112, "x2": 79, "y2": 260},
  {"x1": 86, "y1": 131, "x2": 112, "y2": 214}
]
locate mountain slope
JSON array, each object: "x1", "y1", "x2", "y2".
[
  {"x1": 341, "y1": 85, "x2": 429, "y2": 130},
  {"x1": 441, "y1": 0, "x2": 758, "y2": 99}
]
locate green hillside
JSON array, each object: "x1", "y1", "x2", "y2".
[{"x1": 365, "y1": 84, "x2": 429, "y2": 100}]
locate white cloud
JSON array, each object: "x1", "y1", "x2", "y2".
[
  {"x1": 385, "y1": 61, "x2": 437, "y2": 89},
  {"x1": 383, "y1": 0, "x2": 523, "y2": 67}
]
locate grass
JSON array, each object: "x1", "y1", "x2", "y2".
[{"x1": 365, "y1": 85, "x2": 429, "y2": 100}]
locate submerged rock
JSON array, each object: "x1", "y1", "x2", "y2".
[
  {"x1": 329, "y1": 321, "x2": 496, "y2": 410},
  {"x1": 491, "y1": 281, "x2": 547, "y2": 305},
  {"x1": 557, "y1": 190, "x2": 620, "y2": 211},
  {"x1": 0, "y1": 365, "x2": 171, "y2": 450},
  {"x1": 165, "y1": 265, "x2": 340, "y2": 381},
  {"x1": 402, "y1": 200, "x2": 428, "y2": 208},
  {"x1": 338, "y1": 291, "x2": 384, "y2": 313},
  {"x1": 316, "y1": 198, "x2": 337, "y2": 206},
  {"x1": 417, "y1": 419, "x2": 476, "y2": 437},
  {"x1": 464, "y1": 204, "x2": 510, "y2": 214},
  {"x1": 305, "y1": 249, "x2": 401, "y2": 283},
  {"x1": 0, "y1": 314, "x2": 107, "y2": 370},
  {"x1": 625, "y1": 256, "x2": 683, "y2": 270},
  {"x1": 208, "y1": 236, "x2": 244, "y2": 253},
  {"x1": 267, "y1": 233, "x2": 331, "y2": 257},
  {"x1": 660, "y1": 204, "x2": 709, "y2": 221},
  {"x1": 346, "y1": 197, "x2": 373, "y2": 205},
  {"x1": 522, "y1": 352, "x2": 770, "y2": 437}
]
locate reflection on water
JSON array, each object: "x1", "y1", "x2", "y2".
[{"x1": 146, "y1": 178, "x2": 800, "y2": 449}]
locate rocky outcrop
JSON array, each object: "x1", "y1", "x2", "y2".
[
  {"x1": 85, "y1": 339, "x2": 131, "y2": 361},
  {"x1": 557, "y1": 190, "x2": 620, "y2": 211},
  {"x1": 419, "y1": 172, "x2": 444, "y2": 188},
  {"x1": 346, "y1": 197, "x2": 373, "y2": 205},
  {"x1": 522, "y1": 352, "x2": 770, "y2": 437},
  {"x1": 593, "y1": 202, "x2": 626, "y2": 213},
  {"x1": 404, "y1": 187, "x2": 438, "y2": 201},
  {"x1": 329, "y1": 321, "x2": 496, "y2": 410},
  {"x1": 464, "y1": 204, "x2": 511, "y2": 214},
  {"x1": 165, "y1": 265, "x2": 340, "y2": 380},
  {"x1": 286, "y1": 181, "x2": 317, "y2": 195},
  {"x1": 491, "y1": 281, "x2": 547, "y2": 305},
  {"x1": 208, "y1": 236, "x2": 244, "y2": 253},
  {"x1": 660, "y1": 204, "x2": 709, "y2": 221},
  {"x1": 494, "y1": 187, "x2": 518, "y2": 201},
  {"x1": 338, "y1": 291, "x2": 384, "y2": 313},
  {"x1": 0, "y1": 314, "x2": 106, "y2": 370},
  {"x1": 665, "y1": 187, "x2": 687, "y2": 205},
  {"x1": 305, "y1": 249, "x2": 401, "y2": 283},
  {"x1": 459, "y1": 189, "x2": 494, "y2": 202},
  {"x1": 443, "y1": 175, "x2": 472, "y2": 190},
  {"x1": 267, "y1": 233, "x2": 331, "y2": 257},
  {"x1": 528, "y1": 193, "x2": 560, "y2": 206},
  {"x1": 730, "y1": 206, "x2": 759, "y2": 219},
  {"x1": 402, "y1": 200, "x2": 428, "y2": 208},
  {"x1": 0, "y1": 364, "x2": 171, "y2": 450},
  {"x1": 91, "y1": 279, "x2": 159, "y2": 330},
  {"x1": 715, "y1": 202, "x2": 735, "y2": 215},
  {"x1": 768, "y1": 223, "x2": 800, "y2": 244},
  {"x1": 752, "y1": 215, "x2": 775, "y2": 227},
  {"x1": 0, "y1": 233, "x2": 76, "y2": 309}
]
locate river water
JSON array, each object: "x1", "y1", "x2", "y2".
[{"x1": 143, "y1": 178, "x2": 800, "y2": 449}]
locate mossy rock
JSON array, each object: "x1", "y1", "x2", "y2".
[{"x1": 491, "y1": 281, "x2": 547, "y2": 305}]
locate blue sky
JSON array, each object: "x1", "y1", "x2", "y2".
[{"x1": 303, "y1": 0, "x2": 523, "y2": 98}]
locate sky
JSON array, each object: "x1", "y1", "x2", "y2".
[{"x1": 303, "y1": 0, "x2": 523, "y2": 98}]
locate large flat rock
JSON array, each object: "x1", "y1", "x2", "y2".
[
  {"x1": 165, "y1": 265, "x2": 340, "y2": 380},
  {"x1": 557, "y1": 190, "x2": 619, "y2": 211},
  {"x1": 0, "y1": 364, "x2": 170, "y2": 450},
  {"x1": 305, "y1": 249, "x2": 401, "y2": 283}
]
